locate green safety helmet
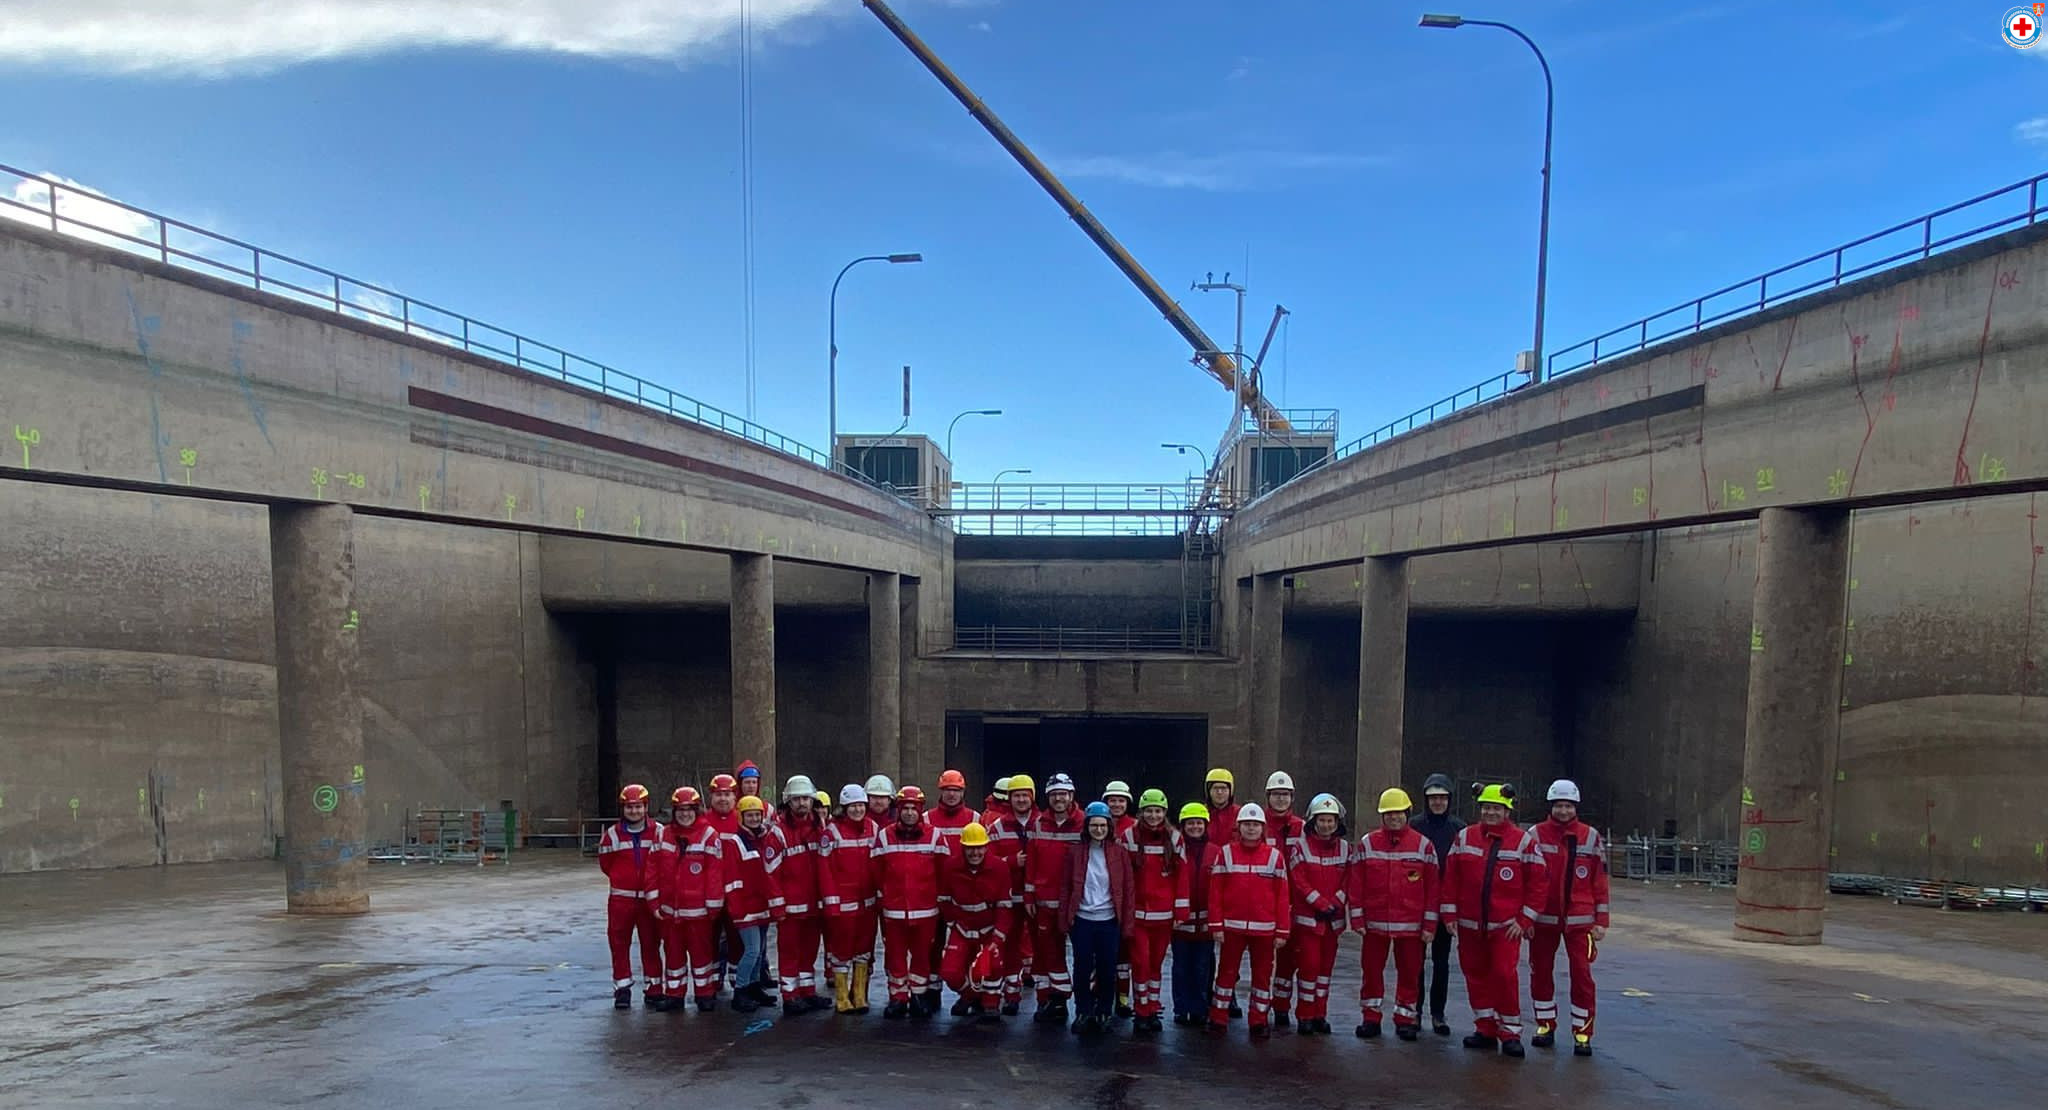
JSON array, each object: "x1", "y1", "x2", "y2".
[
  {"x1": 1177, "y1": 802, "x2": 1210, "y2": 822},
  {"x1": 1138, "y1": 788, "x2": 1169, "y2": 811}
]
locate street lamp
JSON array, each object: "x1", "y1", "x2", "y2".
[
  {"x1": 1419, "y1": 13, "x2": 1553, "y2": 383},
  {"x1": 829, "y1": 252, "x2": 923, "y2": 460},
  {"x1": 991, "y1": 467, "x2": 1033, "y2": 534},
  {"x1": 1161, "y1": 442, "x2": 1210, "y2": 472},
  {"x1": 946, "y1": 408, "x2": 1002, "y2": 461}
]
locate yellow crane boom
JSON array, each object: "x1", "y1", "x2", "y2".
[{"x1": 860, "y1": 0, "x2": 1294, "y2": 435}]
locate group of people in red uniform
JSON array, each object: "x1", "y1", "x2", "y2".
[{"x1": 598, "y1": 763, "x2": 1609, "y2": 1057}]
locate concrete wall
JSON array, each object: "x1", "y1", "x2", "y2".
[
  {"x1": 952, "y1": 536, "x2": 1190, "y2": 633},
  {"x1": 0, "y1": 479, "x2": 592, "y2": 872}
]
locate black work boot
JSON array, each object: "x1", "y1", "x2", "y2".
[
  {"x1": 1574, "y1": 1034, "x2": 1594, "y2": 1057},
  {"x1": 1034, "y1": 995, "x2": 1069, "y2": 1024},
  {"x1": 1432, "y1": 1015, "x2": 1452, "y2": 1036},
  {"x1": 1502, "y1": 1037, "x2": 1526, "y2": 1058},
  {"x1": 1464, "y1": 1032, "x2": 1498, "y2": 1051},
  {"x1": 696, "y1": 995, "x2": 716, "y2": 1013},
  {"x1": 922, "y1": 987, "x2": 943, "y2": 1013},
  {"x1": 1532, "y1": 1023, "x2": 1556, "y2": 1049},
  {"x1": 1396, "y1": 1024, "x2": 1419, "y2": 1041},
  {"x1": 883, "y1": 1000, "x2": 909, "y2": 1020},
  {"x1": 951, "y1": 996, "x2": 975, "y2": 1017},
  {"x1": 731, "y1": 990, "x2": 759, "y2": 1014},
  {"x1": 1357, "y1": 1021, "x2": 1382, "y2": 1039},
  {"x1": 1001, "y1": 1001, "x2": 1020, "y2": 1016},
  {"x1": 613, "y1": 988, "x2": 632, "y2": 1010},
  {"x1": 1272, "y1": 1011, "x2": 1291, "y2": 1030}
]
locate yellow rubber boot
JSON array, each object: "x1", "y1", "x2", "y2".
[
  {"x1": 832, "y1": 970, "x2": 855, "y2": 1014},
  {"x1": 851, "y1": 961, "x2": 873, "y2": 1014}
]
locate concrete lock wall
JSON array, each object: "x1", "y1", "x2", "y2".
[
  {"x1": 0, "y1": 480, "x2": 594, "y2": 872},
  {"x1": 951, "y1": 536, "x2": 1190, "y2": 633}
]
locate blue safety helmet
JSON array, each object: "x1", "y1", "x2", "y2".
[{"x1": 1083, "y1": 801, "x2": 1112, "y2": 820}]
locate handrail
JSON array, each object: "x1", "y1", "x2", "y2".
[
  {"x1": 1279, "y1": 170, "x2": 2048, "y2": 489},
  {"x1": 0, "y1": 162, "x2": 874, "y2": 484}
]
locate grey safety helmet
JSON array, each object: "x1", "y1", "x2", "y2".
[{"x1": 1422, "y1": 773, "x2": 1455, "y2": 797}]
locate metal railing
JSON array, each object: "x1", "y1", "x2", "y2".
[
  {"x1": 1239, "y1": 407, "x2": 1339, "y2": 436},
  {"x1": 947, "y1": 626, "x2": 1207, "y2": 654},
  {"x1": 0, "y1": 162, "x2": 845, "y2": 474},
  {"x1": 1277, "y1": 171, "x2": 2048, "y2": 490},
  {"x1": 938, "y1": 481, "x2": 1237, "y2": 536}
]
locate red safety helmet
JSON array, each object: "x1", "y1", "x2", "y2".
[
  {"x1": 671, "y1": 786, "x2": 702, "y2": 808},
  {"x1": 938, "y1": 770, "x2": 967, "y2": 790},
  {"x1": 619, "y1": 784, "x2": 650, "y2": 804},
  {"x1": 895, "y1": 785, "x2": 927, "y2": 808},
  {"x1": 709, "y1": 774, "x2": 739, "y2": 792}
]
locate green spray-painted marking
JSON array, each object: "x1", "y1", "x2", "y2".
[
  {"x1": 313, "y1": 785, "x2": 339, "y2": 813},
  {"x1": 1743, "y1": 828, "x2": 1766, "y2": 854}
]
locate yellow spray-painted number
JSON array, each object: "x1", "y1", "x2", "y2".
[
  {"x1": 1827, "y1": 468, "x2": 1849, "y2": 497},
  {"x1": 1554, "y1": 506, "x2": 1569, "y2": 529},
  {"x1": 1750, "y1": 626, "x2": 1764, "y2": 654},
  {"x1": 1978, "y1": 454, "x2": 2009, "y2": 483},
  {"x1": 179, "y1": 448, "x2": 198, "y2": 484},
  {"x1": 1741, "y1": 786, "x2": 1755, "y2": 806},
  {"x1": 1721, "y1": 481, "x2": 1747, "y2": 505},
  {"x1": 633, "y1": 514, "x2": 642, "y2": 537},
  {"x1": 341, "y1": 609, "x2": 359, "y2": 631},
  {"x1": 1499, "y1": 514, "x2": 1516, "y2": 537},
  {"x1": 69, "y1": 796, "x2": 80, "y2": 820},
  {"x1": 1755, "y1": 467, "x2": 1776, "y2": 492},
  {"x1": 575, "y1": 506, "x2": 586, "y2": 529},
  {"x1": 13, "y1": 425, "x2": 39, "y2": 467},
  {"x1": 312, "y1": 468, "x2": 330, "y2": 496},
  {"x1": 351, "y1": 764, "x2": 365, "y2": 784},
  {"x1": 418, "y1": 484, "x2": 431, "y2": 511},
  {"x1": 1631, "y1": 486, "x2": 1647, "y2": 507},
  {"x1": 503, "y1": 494, "x2": 518, "y2": 518}
]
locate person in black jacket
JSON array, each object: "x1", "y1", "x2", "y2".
[{"x1": 1410, "y1": 772, "x2": 1465, "y2": 1035}]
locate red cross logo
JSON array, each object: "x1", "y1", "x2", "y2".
[
  {"x1": 2017, "y1": 15, "x2": 2035, "y2": 37},
  {"x1": 2011, "y1": 5, "x2": 2042, "y2": 46}
]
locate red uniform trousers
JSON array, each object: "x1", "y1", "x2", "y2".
[
  {"x1": 1209, "y1": 933, "x2": 1278, "y2": 1028},
  {"x1": 663, "y1": 913, "x2": 720, "y2": 1000},
  {"x1": 1457, "y1": 926, "x2": 1526, "y2": 1040},
  {"x1": 1360, "y1": 933, "x2": 1425, "y2": 1028},
  {"x1": 881, "y1": 916, "x2": 938, "y2": 1002},
  {"x1": 1126, "y1": 920, "x2": 1173, "y2": 1018},
  {"x1": 824, "y1": 909, "x2": 876, "y2": 974},
  {"x1": 776, "y1": 913, "x2": 823, "y2": 998},
  {"x1": 1029, "y1": 910, "x2": 1072, "y2": 1002},
  {"x1": 1272, "y1": 937, "x2": 1299, "y2": 1019},
  {"x1": 606, "y1": 895, "x2": 663, "y2": 995},
  {"x1": 939, "y1": 926, "x2": 1005, "y2": 1008},
  {"x1": 1287, "y1": 928, "x2": 1340, "y2": 1022},
  {"x1": 1003, "y1": 914, "x2": 1035, "y2": 1002},
  {"x1": 1529, "y1": 927, "x2": 1597, "y2": 1038}
]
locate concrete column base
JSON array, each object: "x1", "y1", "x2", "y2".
[
  {"x1": 270, "y1": 503, "x2": 368, "y2": 916},
  {"x1": 868, "y1": 571, "x2": 902, "y2": 782},
  {"x1": 731, "y1": 554, "x2": 776, "y2": 790},
  {"x1": 1250, "y1": 571, "x2": 1285, "y2": 777}
]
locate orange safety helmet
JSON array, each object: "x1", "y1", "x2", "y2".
[
  {"x1": 709, "y1": 773, "x2": 739, "y2": 792},
  {"x1": 619, "y1": 784, "x2": 651, "y2": 804},
  {"x1": 938, "y1": 769, "x2": 967, "y2": 790},
  {"x1": 671, "y1": 786, "x2": 702, "y2": 808},
  {"x1": 895, "y1": 785, "x2": 927, "y2": 808}
]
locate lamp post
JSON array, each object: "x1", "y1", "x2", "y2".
[
  {"x1": 1161, "y1": 442, "x2": 1210, "y2": 472},
  {"x1": 1420, "y1": 13, "x2": 1553, "y2": 383},
  {"x1": 829, "y1": 252, "x2": 922, "y2": 463},
  {"x1": 992, "y1": 467, "x2": 1032, "y2": 533},
  {"x1": 946, "y1": 408, "x2": 1002, "y2": 461}
]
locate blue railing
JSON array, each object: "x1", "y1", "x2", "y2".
[
  {"x1": 1314, "y1": 171, "x2": 2048, "y2": 471},
  {"x1": 0, "y1": 162, "x2": 840, "y2": 472}
]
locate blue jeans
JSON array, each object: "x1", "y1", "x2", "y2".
[
  {"x1": 735, "y1": 924, "x2": 768, "y2": 992},
  {"x1": 1069, "y1": 916, "x2": 1120, "y2": 1018},
  {"x1": 1171, "y1": 935, "x2": 1215, "y2": 1018}
]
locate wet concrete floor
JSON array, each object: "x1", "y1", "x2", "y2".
[{"x1": 2, "y1": 855, "x2": 2044, "y2": 1109}]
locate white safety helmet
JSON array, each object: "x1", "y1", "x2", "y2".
[
  {"x1": 1045, "y1": 773, "x2": 1076, "y2": 795},
  {"x1": 864, "y1": 774, "x2": 895, "y2": 800},
  {"x1": 1102, "y1": 780, "x2": 1133, "y2": 801},
  {"x1": 1306, "y1": 793, "x2": 1343, "y2": 819},
  {"x1": 1266, "y1": 771, "x2": 1294, "y2": 792},
  {"x1": 784, "y1": 775, "x2": 817, "y2": 800},
  {"x1": 1547, "y1": 779, "x2": 1582, "y2": 804},
  {"x1": 1236, "y1": 802, "x2": 1268, "y2": 825},
  {"x1": 839, "y1": 784, "x2": 869, "y2": 806}
]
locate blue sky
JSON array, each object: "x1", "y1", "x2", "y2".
[{"x1": 2, "y1": 0, "x2": 2043, "y2": 485}]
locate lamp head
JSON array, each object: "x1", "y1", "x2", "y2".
[
  {"x1": 887, "y1": 252, "x2": 924, "y2": 264},
  {"x1": 1419, "y1": 13, "x2": 1465, "y2": 28}
]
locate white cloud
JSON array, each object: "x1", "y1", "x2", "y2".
[
  {"x1": 2020, "y1": 117, "x2": 2048, "y2": 148},
  {"x1": 1, "y1": 173, "x2": 164, "y2": 256},
  {"x1": 971, "y1": 20, "x2": 993, "y2": 32},
  {"x1": 1055, "y1": 150, "x2": 1389, "y2": 192},
  {"x1": 0, "y1": 0, "x2": 838, "y2": 77}
]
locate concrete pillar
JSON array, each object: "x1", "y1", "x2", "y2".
[
  {"x1": 1249, "y1": 572, "x2": 1285, "y2": 776},
  {"x1": 1734, "y1": 507, "x2": 1850, "y2": 946},
  {"x1": 730, "y1": 554, "x2": 776, "y2": 791},
  {"x1": 899, "y1": 578, "x2": 922, "y2": 786},
  {"x1": 1355, "y1": 555, "x2": 1410, "y2": 824},
  {"x1": 868, "y1": 571, "x2": 902, "y2": 782},
  {"x1": 270, "y1": 504, "x2": 368, "y2": 915}
]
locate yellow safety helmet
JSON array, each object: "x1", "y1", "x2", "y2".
[
  {"x1": 736, "y1": 795, "x2": 767, "y2": 815},
  {"x1": 1178, "y1": 802, "x2": 1210, "y2": 822},
  {"x1": 960, "y1": 822, "x2": 991, "y2": 848},
  {"x1": 1475, "y1": 783, "x2": 1515, "y2": 809},
  {"x1": 1008, "y1": 775, "x2": 1036, "y2": 794},
  {"x1": 1205, "y1": 768, "x2": 1235, "y2": 788},
  {"x1": 1377, "y1": 788, "x2": 1413, "y2": 813},
  {"x1": 814, "y1": 790, "x2": 833, "y2": 808}
]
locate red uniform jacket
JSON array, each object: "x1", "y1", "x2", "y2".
[
  {"x1": 1528, "y1": 819, "x2": 1610, "y2": 930},
  {"x1": 1443, "y1": 821, "x2": 1548, "y2": 934},
  {"x1": 763, "y1": 812, "x2": 823, "y2": 916},
  {"x1": 1286, "y1": 830, "x2": 1352, "y2": 935},
  {"x1": 722, "y1": 827, "x2": 784, "y2": 927},
  {"x1": 660, "y1": 820, "x2": 726, "y2": 920},
  {"x1": 817, "y1": 815, "x2": 878, "y2": 918},
  {"x1": 927, "y1": 802, "x2": 978, "y2": 861},
  {"x1": 980, "y1": 796, "x2": 1006, "y2": 828},
  {"x1": 598, "y1": 820, "x2": 672, "y2": 902},
  {"x1": 1112, "y1": 814, "x2": 1137, "y2": 840},
  {"x1": 1119, "y1": 822, "x2": 1185, "y2": 926},
  {"x1": 1208, "y1": 799, "x2": 1242, "y2": 832},
  {"x1": 939, "y1": 855, "x2": 1014, "y2": 939},
  {"x1": 1349, "y1": 825, "x2": 1440, "y2": 936},
  {"x1": 871, "y1": 821, "x2": 946, "y2": 921},
  {"x1": 1062, "y1": 838, "x2": 1137, "y2": 934},
  {"x1": 1024, "y1": 809, "x2": 1084, "y2": 910},
  {"x1": 704, "y1": 807, "x2": 740, "y2": 837},
  {"x1": 1174, "y1": 836, "x2": 1221, "y2": 936},
  {"x1": 1264, "y1": 811, "x2": 1306, "y2": 851},
  {"x1": 1208, "y1": 839, "x2": 1291, "y2": 940}
]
